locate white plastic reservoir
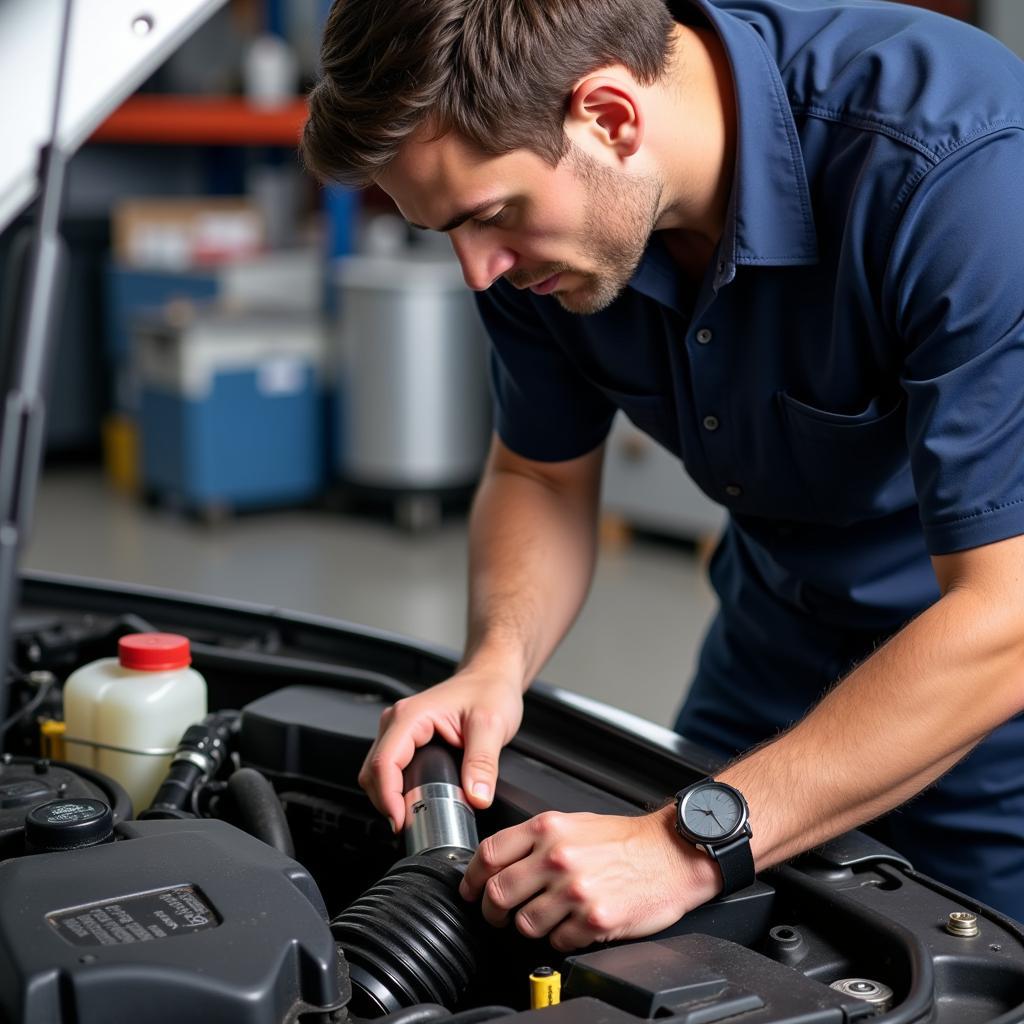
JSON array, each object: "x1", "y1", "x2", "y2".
[{"x1": 63, "y1": 633, "x2": 207, "y2": 813}]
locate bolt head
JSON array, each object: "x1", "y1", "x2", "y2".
[{"x1": 946, "y1": 911, "x2": 980, "y2": 937}]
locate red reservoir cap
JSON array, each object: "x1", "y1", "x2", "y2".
[{"x1": 118, "y1": 633, "x2": 191, "y2": 671}]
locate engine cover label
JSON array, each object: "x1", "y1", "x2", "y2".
[{"x1": 47, "y1": 885, "x2": 220, "y2": 946}]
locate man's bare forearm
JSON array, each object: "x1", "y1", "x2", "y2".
[
  {"x1": 709, "y1": 571, "x2": 1024, "y2": 869},
  {"x1": 461, "y1": 440, "x2": 605, "y2": 691}
]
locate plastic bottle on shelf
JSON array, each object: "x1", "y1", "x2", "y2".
[
  {"x1": 244, "y1": 32, "x2": 302, "y2": 246},
  {"x1": 63, "y1": 634, "x2": 207, "y2": 814},
  {"x1": 243, "y1": 33, "x2": 299, "y2": 109}
]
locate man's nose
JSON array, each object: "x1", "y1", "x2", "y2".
[{"x1": 449, "y1": 231, "x2": 517, "y2": 291}]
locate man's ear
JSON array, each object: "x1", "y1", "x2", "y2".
[{"x1": 566, "y1": 74, "x2": 645, "y2": 160}]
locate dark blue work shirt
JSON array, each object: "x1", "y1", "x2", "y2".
[{"x1": 477, "y1": 0, "x2": 1024, "y2": 645}]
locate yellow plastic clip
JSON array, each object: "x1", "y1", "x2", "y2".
[
  {"x1": 529, "y1": 966, "x2": 561, "y2": 1009},
  {"x1": 39, "y1": 719, "x2": 67, "y2": 762}
]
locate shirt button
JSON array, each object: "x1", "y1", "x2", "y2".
[
  {"x1": 703, "y1": 415, "x2": 720, "y2": 432},
  {"x1": 725, "y1": 484, "x2": 743, "y2": 498},
  {"x1": 696, "y1": 328, "x2": 713, "y2": 345}
]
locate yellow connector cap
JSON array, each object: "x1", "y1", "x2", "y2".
[
  {"x1": 529, "y1": 966, "x2": 561, "y2": 1009},
  {"x1": 39, "y1": 719, "x2": 67, "y2": 762}
]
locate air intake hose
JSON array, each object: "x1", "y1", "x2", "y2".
[{"x1": 331, "y1": 742, "x2": 481, "y2": 1017}]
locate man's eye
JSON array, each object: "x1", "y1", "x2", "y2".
[{"x1": 475, "y1": 210, "x2": 507, "y2": 230}]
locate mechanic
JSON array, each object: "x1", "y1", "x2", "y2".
[{"x1": 302, "y1": 0, "x2": 1024, "y2": 945}]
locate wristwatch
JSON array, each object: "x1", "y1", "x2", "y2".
[{"x1": 674, "y1": 779, "x2": 755, "y2": 896}]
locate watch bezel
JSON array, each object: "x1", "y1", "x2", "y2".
[{"x1": 676, "y1": 780, "x2": 750, "y2": 845}]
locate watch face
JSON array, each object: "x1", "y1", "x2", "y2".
[{"x1": 679, "y1": 783, "x2": 746, "y2": 842}]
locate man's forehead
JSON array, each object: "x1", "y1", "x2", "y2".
[{"x1": 384, "y1": 129, "x2": 492, "y2": 190}]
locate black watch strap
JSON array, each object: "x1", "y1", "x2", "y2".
[{"x1": 706, "y1": 831, "x2": 755, "y2": 895}]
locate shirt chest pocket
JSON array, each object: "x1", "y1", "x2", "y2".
[{"x1": 778, "y1": 391, "x2": 915, "y2": 525}]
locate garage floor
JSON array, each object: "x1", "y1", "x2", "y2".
[{"x1": 23, "y1": 469, "x2": 717, "y2": 727}]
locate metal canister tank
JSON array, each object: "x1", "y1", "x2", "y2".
[{"x1": 334, "y1": 250, "x2": 492, "y2": 529}]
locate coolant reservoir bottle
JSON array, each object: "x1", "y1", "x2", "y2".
[{"x1": 63, "y1": 634, "x2": 207, "y2": 813}]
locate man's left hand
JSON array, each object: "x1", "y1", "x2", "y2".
[{"x1": 458, "y1": 809, "x2": 721, "y2": 951}]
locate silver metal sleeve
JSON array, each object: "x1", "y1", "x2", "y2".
[{"x1": 404, "y1": 782, "x2": 479, "y2": 855}]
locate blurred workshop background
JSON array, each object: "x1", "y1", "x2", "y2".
[{"x1": 11, "y1": 0, "x2": 1023, "y2": 726}]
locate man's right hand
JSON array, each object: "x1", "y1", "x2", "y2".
[
  {"x1": 358, "y1": 670, "x2": 525, "y2": 833},
  {"x1": 359, "y1": 437, "x2": 603, "y2": 833}
]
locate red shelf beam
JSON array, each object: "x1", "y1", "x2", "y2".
[{"x1": 90, "y1": 95, "x2": 310, "y2": 146}]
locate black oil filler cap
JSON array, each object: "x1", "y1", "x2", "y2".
[{"x1": 25, "y1": 799, "x2": 114, "y2": 853}]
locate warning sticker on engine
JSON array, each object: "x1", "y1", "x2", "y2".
[{"x1": 47, "y1": 886, "x2": 220, "y2": 947}]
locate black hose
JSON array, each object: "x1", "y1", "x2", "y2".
[
  {"x1": 140, "y1": 711, "x2": 239, "y2": 820},
  {"x1": 223, "y1": 766, "x2": 295, "y2": 858},
  {"x1": 404, "y1": 742, "x2": 461, "y2": 792}
]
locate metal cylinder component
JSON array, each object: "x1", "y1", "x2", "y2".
[
  {"x1": 946, "y1": 911, "x2": 980, "y2": 938},
  {"x1": 830, "y1": 978, "x2": 894, "y2": 1011},
  {"x1": 401, "y1": 742, "x2": 479, "y2": 856},
  {"x1": 404, "y1": 782, "x2": 479, "y2": 856}
]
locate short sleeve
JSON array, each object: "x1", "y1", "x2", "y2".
[
  {"x1": 475, "y1": 282, "x2": 617, "y2": 462},
  {"x1": 887, "y1": 128, "x2": 1024, "y2": 554}
]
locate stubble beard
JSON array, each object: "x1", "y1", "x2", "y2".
[{"x1": 555, "y1": 148, "x2": 664, "y2": 315}]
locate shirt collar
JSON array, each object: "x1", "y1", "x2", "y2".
[
  {"x1": 630, "y1": 0, "x2": 818, "y2": 301},
  {"x1": 628, "y1": 232, "x2": 695, "y2": 313}
]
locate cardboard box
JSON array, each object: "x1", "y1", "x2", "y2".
[{"x1": 112, "y1": 198, "x2": 266, "y2": 269}]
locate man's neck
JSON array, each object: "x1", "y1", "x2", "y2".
[
  {"x1": 660, "y1": 230, "x2": 720, "y2": 284},
  {"x1": 652, "y1": 24, "x2": 737, "y2": 264}
]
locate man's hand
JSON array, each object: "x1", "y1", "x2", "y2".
[
  {"x1": 459, "y1": 808, "x2": 721, "y2": 951},
  {"x1": 358, "y1": 670, "x2": 524, "y2": 832}
]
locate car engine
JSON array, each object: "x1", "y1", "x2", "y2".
[{"x1": 1, "y1": 576, "x2": 1023, "y2": 1024}]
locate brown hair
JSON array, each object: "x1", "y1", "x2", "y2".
[{"x1": 301, "y1": 0, "x2": 676, "y2": 187}]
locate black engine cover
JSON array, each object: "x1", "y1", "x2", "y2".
[{"x1": 0, "y1": 818, "x2": 346, "y2": 1024}]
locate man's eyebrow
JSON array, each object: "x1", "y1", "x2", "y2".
[{"x1": 408, "y1": 199, "x2": 506, "y2": 234}]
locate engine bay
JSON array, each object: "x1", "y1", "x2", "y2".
[{"x1": 2, "y1": 572, "x2": 1023, "y2": 1024}]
